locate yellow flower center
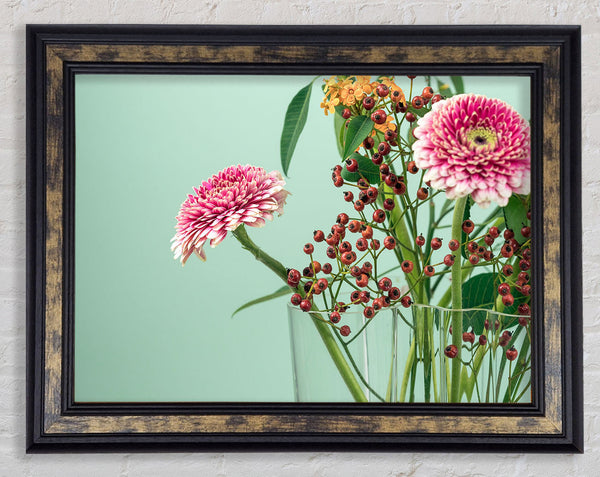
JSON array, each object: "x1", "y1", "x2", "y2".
[{"x1": 466, "y1": 128, "x2": 497, "y2": 150}]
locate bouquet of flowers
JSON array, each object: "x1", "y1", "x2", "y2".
[{"x1": 172, "y1": 75, "x2": 532, "y2": 404}]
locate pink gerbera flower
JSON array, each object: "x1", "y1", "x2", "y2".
[
  {"x1": 412, "y1": 94, "x2": 530, "y2": 208},
  {"x1": 171, "y1": 165, "x2": 289, "y2": 264}
]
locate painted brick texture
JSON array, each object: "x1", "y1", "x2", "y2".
[{"x1": 0, "y1": 0, "x2": 597, "y2": 475}]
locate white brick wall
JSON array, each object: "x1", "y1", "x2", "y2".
[{"x1": 1, "y1": 0, "x2": 597, "y2": 475}]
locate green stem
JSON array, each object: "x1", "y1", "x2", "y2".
[
  {"x1": 450, "y1": 196, "x2": 468, "y2": 402},
  {"x1": 231, "y1": 225, "x2": 368, "y2": 402}
]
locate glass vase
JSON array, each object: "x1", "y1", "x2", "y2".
[{"x1": 287, "y1": 303, "x2": 531, "y2": 404}]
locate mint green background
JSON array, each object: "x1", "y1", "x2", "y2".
[{"x1": 74, "y1": 74, "x2": 530, "y2": 402}]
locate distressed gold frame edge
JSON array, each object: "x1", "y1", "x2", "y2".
[{"x1": 26, "y1": 25, "x2": 582, "y2": 452}]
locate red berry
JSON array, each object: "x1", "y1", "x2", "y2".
[
  {"x1": 377, "y1": 141, "x2": 390, "y2": 155},
  {"x1": 361, "y1": 225, "x2": 373, "y2": 240},
  {"x1": 521, "y1": 226, "x2": 531, "y2": 238},
  {"x1": 521, "y1": 284, "x2": 531, "y2": 296},
  {"x1": 463, "y1": 331, "x2": 475, "y2": 344},
  {"x1": 501, "y1": 243, "x2": 514, "y2": 258},
  {"x1": 358, "y1": 291, "x2": 370, "y2": 303},
  {"x1": 431, "y1": 94, "x2": 443, "y2": 103},
  {"x1": 385, "y1": 129, "x2": 397, "y2": 141},
  {"x1": 345, "y1": 158, "x2": 358, "y2": 172},
  {"x1": 322, "y1": 263, "x2": 333, "y2": 274},
  {"x1": 362, "y1": 261, "x2": 373, "y2": 274},
  {"x1": 329, "y1": 311, "x2": 341, "y2": 323},
  {"x1": 312, "y1": 261, "x2": 321, "y2": 274},
  {"x1": 342, "y1": 108, "x2": 352, "y2": 119},
  {"x1": 390, "y1": 90, "x2": 403, "y2": 103},
  {"x1": 462, "y1": 220, "x2": 474, "y2": 234},
  {"x1": 504, "y1": 229, "x2": 514, "y2": 240},
  {"x1": 363, "y1": 136, "x2": 375, "y2": 150},
  {"x1": 370, "y1": 239, "x2": 381, "y2": 250},
  {"x1": 484, "y1": 234, "x2": 495, "y2": 246},
  {"x1": 379, "y1": 163, "x2": 390, "y2": 175},
  {"x1": 405, "y1": 112, "x2": 416, "y2": 122},
  {"x1": 371, "y1": 109, "x2": 387, "y2": 124},
  {"x1": 479, "y1": 335, "x2": 488, "y2": 346},
  {"x1": 313, "y1": 230, "x2": 325, "y2": 242},
  {"x1": 443, "y1": 254, "x2": 455, "y2": 266},
  {"x1": 336, "y1": 212, "x2": 349, "y2": 225},
  {"x1": 343, "y1": 191, "x2": 354, "y2": 202},
  {"x1": 350, "y1": 266, "x2": 362, "y2": 278},
  {"x1": 287, "y1": 268, "x2": 301, "y2": 285},
  {"x1": 348, "y1": 220, "x2": 361, "y2": 233},
  {"x1": 384, "y1": 173, "x2": 397, "y2": 186},
  {"x1": 373, "y1": 297, "x2": 384, "y2": 311},
  {"x1": 400, "y1": 295, "x2": 412, "y2": 308},
  {"x1": 428, "y1": 237, "x2": 441, "y2": 250},
  {"x1": 416, "y1": 235, "x2": 425, "y2": 247},
  {"x1": 407, "y1": 75, "x2": 416, "y2": 79},
  {"x1": 518, "y1": 303, "x2": 531, "y2": 316},
  {"x1": 326, "y1": 246, "x2": 337, "y2": 259},
  {"x1": 421, "y1": 86, "x2": 434, "y2": 100},
  {"x1": 363, "y1": 306, "x2": 375, "y2": 319},
  {"x1": 506, "y1": 346, "x2": 518, "y2": 361},
  {"x1": 378, "y1": 277, "x2": 392, "y2": 292},
  {"x1": 290, "y1": 293, "x2": 302, "y2": 306},
  {"x1": 354, "y1": 200, "x2": 365, "y2": 212},
  {"x1": 325, "y1": 233, "x2": 340, "y2": 246},
  {"x1": 411, "y1": 96, "x2": 424, "y2": 109},
  {"x1": 393, "y1": 181, "x2": 407, "y2": 195},
  {"x1": 424, "y1": 265, "x2": 435, "y2": 277},
  {"x1": 448, "y1": 239, "x2": 460, "y2": 251},
  {"x1": 467, "y1": 241, "x2": 478, "y2": 253},
  {"x1": 417, "y1": 187, "x2": 429, "y2": 200},
  {"x1": 502, "y1": 293, "x2": 514, "y2": 306},
  {"x1": 406, "y1": 161, "x2": 419, "y2": 174},
  {"x1": 489, "y1": 226, "x2": 500, "y2": 238},
  {"x1": 444, "y1": 345, "x2": 458, "y2": 358},
  {"x1": 356, "y1": 274, "x2": 369, "y2": 288},
  {"x1": 362, "y1": 96, "x2": 375, "y2": 110},
  {"x1": 502, "y1": 264, "x2": 514, "y2": 276},
  {"x1": 357, "y1": 177, "x2": 370, "y2": 189},
  {"x1": 371, "y1": 153, "x2": 383, "y2": 165},
  {"x1": 332, "y1": 175, "x2": 344, "y2": 187},
  {"x1": 395, "y1": 101, "x2": 408, "y2": 113},
  {"x1": 401, "y1": 260, "x2": 414, "y2": 273},
  {"x1": 299, "y1": 299, "x2": 312, "y2": 312},
  {"x1": 340, "y1": 325, "x2": 351, "y2": 336},
  {"x1": 388, "y1": 287, "x2": 401, "y2": 300},
  {"x1": 372, "y1": 209, "x2": 386, "y2": 223},
  {"x1": 519, "y1": 259, "x2": 531, "y2": 271},
  {"x1": 383, "y1": 236, "x2": 396, "y2": 250},
  {"x1": 498, "y1": 283, "x2": 511, "y2": 296},
  {"x1": 376, "y1": 84, "x2": 389, "y2": 97},
  {"x1": 356, "y1": 237, "x2": 368, "y2": 251},
  {"x1": 383, "y1": 198, "x2": 395, "y2": 210},
  {"x1": 469, "y1": 254, "x2": 479, "y2": 265}
]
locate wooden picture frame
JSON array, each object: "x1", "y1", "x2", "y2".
[{"x1": 26, "y1": 25, "x2": 582, "y2": 452}]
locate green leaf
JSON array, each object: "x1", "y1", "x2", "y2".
[
  {"x1": 460, "y1": 196, "x2": 473, "y2": 260},
  {"x1": 280, "y1": 81, "x2": 314, "y2": 176},
  {"x1": 334, "y1": 109, "x2": 347, "y2": 159},
  {"x1": 408, "y1": 105, "x2": 428, "y2": 118},
  {"x1": 231, "y1": 286, "x2": 290, "y2": 318},
  {"x1": 342, "y1": 115, "x2": 374, "y2": 160},
  {"x1": 503, "y1": 194, "x2": 530, "y2": 244},
  {"x1": 461, "y1": 273, "x2": 496, "y2": 334},
  {"x1": 341, "y1": 152, "x2": 381, "y2": 185},
  {"x1": 450, "y1": 76, "x2": 465, "y2": 95}
]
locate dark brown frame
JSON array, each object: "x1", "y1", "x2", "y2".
[{"x1": 26, "y1": 25, "x2": 582, "y2": 452}]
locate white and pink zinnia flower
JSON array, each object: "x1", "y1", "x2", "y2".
[
  {"x1": 412, "y1": 94, "x2": 530, "y2": 208},
  {"x1": 171, "y1": 165, "x2": 289, "y2": 264}
]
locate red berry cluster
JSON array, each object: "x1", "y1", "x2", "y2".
[{"x1": 288, "y1": 206, "x2": 414, "y2": 337}]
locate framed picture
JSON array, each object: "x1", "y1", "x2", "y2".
[{"x1": 26, "y1": 25, "x2": 582, "y2": 452}]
